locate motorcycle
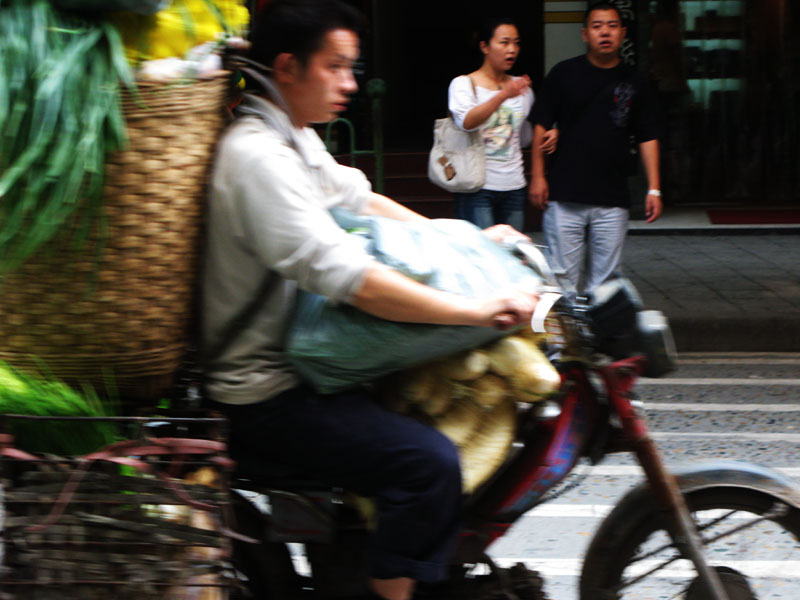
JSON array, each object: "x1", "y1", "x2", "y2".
[
  {"x1": 1, "y1": 241, "x2": 798, "y2": 600},
  {"x1": 227, "y1": 241, "x2": 800, "y2": 600}
]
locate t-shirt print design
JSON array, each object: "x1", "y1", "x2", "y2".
[
  {"x1": 483, "y1": 105, "x2": 516, "y2": 158},
  {"x1": 611, "y1": 82, "x2": 635, "y2": 128}
]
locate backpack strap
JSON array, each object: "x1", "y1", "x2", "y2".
[{"x1": 205, "y1": 273, "x2": 279, "y2": 362}]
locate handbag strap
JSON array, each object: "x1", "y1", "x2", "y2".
[{"x1": 448, "y1": 74, "x2": 478, "y2": 121}]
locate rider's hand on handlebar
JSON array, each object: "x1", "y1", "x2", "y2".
[
  {"x1": 482, "y1": 224, "x2": 530, "y2": 245},
  {"x1": 468, "y1": 286, "x2": 539, "y2": 330}
]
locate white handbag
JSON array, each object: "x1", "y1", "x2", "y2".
[{"x1": 427, "y1": 77, "x2": 486, "y2": 193}]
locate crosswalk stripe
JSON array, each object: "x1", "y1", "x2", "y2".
[
  {"x1": 523, "y1": 505, "x2": 794, "y2": 519},
  {"x1": 639, "y1": 378, "x2": 800, "y2": 386},
  {"x1": 582, "y1": 465, "x2": 800, "y2": 477},
  {"x1": 651, "y1": 432, "x2": 800, "y2": 442},
  {"x1": 643, "y1": 402, "x2": 800, "y2": 412},
  {"x1": 678, "y1": 357, "x2": 800, "y2": 365},
  {"x1": 486, "y1": 558, "x2": 800, "y2": 578}
]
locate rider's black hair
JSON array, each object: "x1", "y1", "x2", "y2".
[
  {"x1": 584, "y1": 2, "x2": 623, "y2": 26},
  {"x1": 249, "y1": 0, "x2": 364, "y2": 69}
]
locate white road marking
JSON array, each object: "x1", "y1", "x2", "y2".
[
  {"x1": 486, "y1": 558, "x2": 800, "y2": 579},
  {"x1": 679, "y1": 358, "x2": 800, "y2": 365},
  {"x1": 639, "y1": 378, "x2": 800, "y2": 386},
  {"x1": 678, "y1": 353, "x2": 800, "y2": 361},
  {"x1": 643, "y1": 402, "x2": 800, "y2": 412},
  {"x1": 523, "y1": 505, "x2": 796, "y2": 519},
  {"x1": 581, "y1": 464, "x2": 800, "y2": 477},
  {"x1": 651, "y1": 432, "x2": 800, "y2": 442}
]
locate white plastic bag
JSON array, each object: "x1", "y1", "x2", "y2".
[{"x1": 286, "y1": 211, "x2": 543, "y2": 393}]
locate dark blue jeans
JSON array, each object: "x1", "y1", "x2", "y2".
[
  {"x1": 216, "y1": 385, "x2": 463, "y2": 583},
  {"x1": 454, "y1": 187, "x2": 527, "y2": 231}
]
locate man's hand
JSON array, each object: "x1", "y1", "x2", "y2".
[
  {"x1": 470, "y1": 287, "x2": 540, "y2": 330},
  {"x1": 540, "y1": 128, "x2": 558, "y2": 154},
  {"x1": 645, "y1": 192, "x2": 663, "y2": 223},
  {"x1": 529, "y1": 177, "x2": 549, "y2": 210},
  {"x1": 500, "y1": 75, "x2": 531, "y2": 100}
]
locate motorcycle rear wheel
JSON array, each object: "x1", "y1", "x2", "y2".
[{"x1": 580, "y1": 486, "x2": 800, "y2": 599}]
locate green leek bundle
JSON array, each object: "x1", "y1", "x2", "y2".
[
  {"x1": 0, "y1": 0, "x2": 135, "y2": 271},
  {"x1": 0, "y1": 362, "x2": 120, "y2": 456}
]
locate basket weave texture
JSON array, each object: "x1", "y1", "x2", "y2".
[{"x1": 0, "y1": 75, "x2": 228, "y2": 399}]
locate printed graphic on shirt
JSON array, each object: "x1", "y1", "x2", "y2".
[
  {"x1": 611, "y1": 82, "x2": 635, "y2": 128},
  {"x1": 483, "y1": 105, "x2": 517, "y2": 158}
]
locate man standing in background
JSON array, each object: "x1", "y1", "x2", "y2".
[{"x1": 529, "y1": 2, "x2": 662, "y2": 296}]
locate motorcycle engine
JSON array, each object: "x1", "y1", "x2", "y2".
[{"x1": 585, "y1": 278, "x2": 677, "y2": 378}]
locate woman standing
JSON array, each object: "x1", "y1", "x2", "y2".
[{"x1": 448, "y1": 18, "x2": 556, "y2": 231}]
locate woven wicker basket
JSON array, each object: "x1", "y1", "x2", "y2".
[{"x1": 0, "y1": 74, "x2": 229, "y2": 402}]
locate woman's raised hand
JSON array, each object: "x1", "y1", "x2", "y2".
[{"x1": 501, "y1": 75, "x2": 531, "y2": 99}]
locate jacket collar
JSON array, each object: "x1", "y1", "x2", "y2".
[{"x1": 236, "y1": 92, "x2": 323, "y2": 169}]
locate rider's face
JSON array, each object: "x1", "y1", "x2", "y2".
[
  {"x1": 282, "y1": 29, "x2": 360, "y2": 126},
  {"x1": 582, "y1": 9, "x2": 626, "y2": 58}
]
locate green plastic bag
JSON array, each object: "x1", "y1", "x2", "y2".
[{"x1": 286, "y1": 211, "x2": 543, "y2": 393}]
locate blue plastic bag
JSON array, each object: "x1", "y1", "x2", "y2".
[{"x1": 285, "y1": 212, "x2": 543, "y2": 393}]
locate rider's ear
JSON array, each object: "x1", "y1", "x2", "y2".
[{"x1": 273, "y1": 53, "x2": 300, "y2": 84}]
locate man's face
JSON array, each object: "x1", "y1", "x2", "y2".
[
  {"x1": 286, "y1": 28, "x2": 359, "y2": 126},
  {"x1": 582, "y1": 9, "x2": 626, "y2": 58}
]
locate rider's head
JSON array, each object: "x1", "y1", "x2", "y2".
[{"x1": 249, "y1": 0, "x2": 364, "y2": 126}]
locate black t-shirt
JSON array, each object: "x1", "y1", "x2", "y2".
[{"x1": 531, "y1": 55, "x2": 659, "y2": 208}]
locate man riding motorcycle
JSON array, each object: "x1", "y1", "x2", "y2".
[{"x1": 200, "y1": 2, "x2": 539, "y2": 598}]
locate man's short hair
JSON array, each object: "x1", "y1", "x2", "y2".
[
  {"x1": 249, "y1": 0, "x2": 364, "y2": 69},
  {"x1": 584, "y1": 2, "x2": 623, "y2": 26}
]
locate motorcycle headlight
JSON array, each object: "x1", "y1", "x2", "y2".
[{"x1": 587, "y1": 278, "x2": 677, "y2": 377}]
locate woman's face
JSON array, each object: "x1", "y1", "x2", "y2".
[{"x1": 481, "y1": 24, "x2": 520, "y2": 72}]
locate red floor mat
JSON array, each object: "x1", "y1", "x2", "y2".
[{"x1": 707, "y1": 208, "x2": 800, "y2": 224}]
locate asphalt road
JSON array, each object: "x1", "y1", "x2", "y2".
[{"x1": 487, "y1": 352, "x2": 800, "y2": 600}]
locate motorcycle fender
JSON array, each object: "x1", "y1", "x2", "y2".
[{"x1": 670, "y1": 460, "x2": 800, "y2": 511}]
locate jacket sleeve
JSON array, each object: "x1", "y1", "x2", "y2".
[{"x1": 225, "y1": 140, "x2": 373, "y2": 304}]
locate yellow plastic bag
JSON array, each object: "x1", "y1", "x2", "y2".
[{"x1": 111, "y1": 0, "x2": 249, "y2": 64}]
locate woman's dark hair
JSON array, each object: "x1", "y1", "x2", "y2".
[
  {"x1": 476, "y1": 16, "x2": 518, "y2": 47},
  {"x1": 584, "y1": 2, "x2": 623, "y2": 26},
  {"x1": 249, "y1": 0, "x2": 364, "y2": 69}
]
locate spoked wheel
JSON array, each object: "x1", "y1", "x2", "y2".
[
  {"x1": 684, "y1": 566, "x2": 754, "y2": 600},
  {"x1": 580, "y1": 487, "x2": 800, "y2": 599}
]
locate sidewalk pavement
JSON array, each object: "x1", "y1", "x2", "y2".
[{"x1": 532, "y1": 207, "x2": 800, "y2": 352}]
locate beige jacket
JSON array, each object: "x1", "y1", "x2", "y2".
[{"x1": 202, "y1": 94, "x2": 373, "y2": 404}]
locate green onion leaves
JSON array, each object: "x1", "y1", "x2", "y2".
[{"x1": 0, "y1": 0, "x2": 135, "y2": 271}]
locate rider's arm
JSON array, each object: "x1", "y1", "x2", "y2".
[
  {"x1": 351, "y1": 262, "x2": 538, "y2": 329},
  {"x1": 362, "y1": 192, "x2": 427, "y2": 222}
]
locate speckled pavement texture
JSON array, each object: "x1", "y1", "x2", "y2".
[
  {"x1": 529, "y1": 227, "x2": 800, "y2": 352},
  {"x1": 622, "y1": 232, "x2": 800, "y2": 351}
]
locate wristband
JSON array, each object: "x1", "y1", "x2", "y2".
[{"x1": 648, "y1": 189, "x2": 661, "y2": 197}]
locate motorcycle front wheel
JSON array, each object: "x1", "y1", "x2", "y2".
[{"x1": 580, "y1": 486, "x2": 800, "y2": 599}]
